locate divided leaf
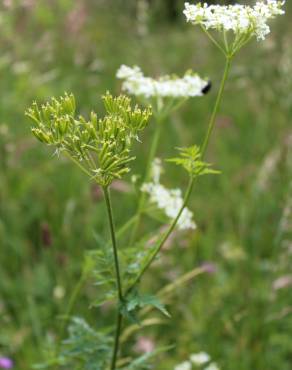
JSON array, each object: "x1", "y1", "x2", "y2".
[
  {"x1": 86, "y1": 248, "x2": 117, "y2": 307},
  {"x1": 121, "y1": 289, "x2": 170, "y2": 323},
  {"x1": 167, "y1": 145, "x2": 220, "y2": 178}
]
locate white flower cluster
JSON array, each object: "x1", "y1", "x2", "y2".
[
  {"x1": 116, "y1": 64, "x2": 209, "y2": 99},
  {"x1": 183, "y1": 1, "x2": 285, "y2": 41},
  {"x1": 190, "y1": 352, "x2": 211, "y2": 365},
  {"x1": 141, "y1": 158, "x2": 196, "y2": 231},
  {"x1": 174, "y1": 351, "x2": 219, "y2": 370},
  {"x1": 175, "y1": 361, "x2": 192, "y2": 370}
]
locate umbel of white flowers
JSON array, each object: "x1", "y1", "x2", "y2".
[
  {"x1": 184, "y1": 1, "x2": 285, "y2": 41},
  {"x1": 116, "y1": 65, "x2": 210, "y2": 99},
  {"x1": 141, "y1": 158, "x2": 197, "y2": 230},
  {"x1": 174, "y1": 351, "x2": 220, "y2": 370}
]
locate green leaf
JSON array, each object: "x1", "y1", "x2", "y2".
[
  {"x1": 85, "y1": 248, "x2": 117, "y2": 307},
  {"x1": 167, "y1": 145, "x2": 220, "y2": 178},
  {"x1": 121, "y1": 290, "x2": 170, "y2": 323},
  {"x1": 33, "y1": 318, "x2": 112, "y2": 369}
]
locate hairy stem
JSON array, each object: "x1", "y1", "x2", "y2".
[
  {"x1": 103, "y1": 186, "x2": 123, "y2": 370},
  {"x1": 128, "y1": 57, "x2": 232, "y2": 291}
]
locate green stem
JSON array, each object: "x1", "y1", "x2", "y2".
[
  {"x1": 128, "y1": 176, "x2": 194, "y2": 291},
  {"x1": 63, "y1": 151, "x2": 92, "y2": 178},
  {"x1": 129, "y1": 120, "x2": 163, "y2": 245},
  {"x1": 102, "y1": 186, "x2": 123, "y2": 370},
  {"x1": 111, "y1": 311, "x2": 123, "y2": 370},
  {"x1": 201, "y1": 57, "x2": 232, "y2": 157},
  {"x1": 201, "y1": 26, "x2": 227, "y2": 56},
  {"x1": 128, "y1": 57, "x2": 233, "y2": 292}
]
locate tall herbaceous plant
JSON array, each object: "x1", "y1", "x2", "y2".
[{"x1": 25, "y1": 1, "x2": 285, "y2": 369}]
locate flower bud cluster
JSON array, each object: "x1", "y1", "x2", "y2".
[{"x1": 26, "y1": 93, "x2": 152, "y2": 186}]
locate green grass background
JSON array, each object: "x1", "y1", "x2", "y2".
[{"x1": 0, "y1": 1, "x2": 291, "y2": 369}]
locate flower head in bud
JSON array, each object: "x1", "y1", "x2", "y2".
[{"x1": 26, "y1": 93, "x2": 152, "y2": 187}]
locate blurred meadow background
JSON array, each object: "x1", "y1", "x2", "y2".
[{"x1": 0, "y1": 0, "x2": 292, "y2": 369}]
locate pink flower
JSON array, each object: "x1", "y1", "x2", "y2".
[
  {"x1": 134, "y1": 336, "x2": 155, "y2": 354},
  {"x1": 201, "y1": 262, "x2": 217, "y2": 274},
  {"x1": 272, "y1": 275, "x2": 292, "y2": 290},
  {"x1": 0, "y1": 357, "x2": 13, "y2": 369}
]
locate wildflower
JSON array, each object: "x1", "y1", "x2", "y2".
[
  {"x1": 190, "y1": 351, "x2": 210, "y2": 365},
  {"x1": 116, "y1": 65, "x2": 143, "y2": 80},
  {"x1": 142, "y1": 182, "x2": 196, "y2": 230},
  {"x1": 0, "y1": 357, "x2": 13, "y2": 369},
  {"x1": 272, "y1": 275, "x2": 292, "y2": 290},
  {"x1": 134, "y1": 336, "x2": 155, "y2": 354},
  {"x1": 184, "y1": 1, "x2": 285, "y2": 42},
  {"x1": 141, "y1": 159, "x2": 196, "y2": 231},
  {"x1": 200, "y1": 262, "x2": 217, "y2": 275},
  {"x1": 53, "y1": 285, "x2": 65, "y2": 300},
  {"x1": 255, "y1": 148, "x2": 281, "y2": 191},
  {"x1": 26, "y1": 93, "x2": 152, "y2": 187},
  {"x1": 174, "y1": 361, "x2": 192, "y2": 370},
  {"x1": 204, "y1": 362, "x2": 220, "y2": 370},
  {"x1": 117, "y1": 65, "x2": 209, "y2": 99},
  {"x1": 151, "y1": 158, "x2": 163, "y2": 184}
]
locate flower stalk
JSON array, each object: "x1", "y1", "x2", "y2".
[
  {"x1": 201, "y1": 56, "x2": 232, "y2": 156},
  {"x1": 103, "y1": 186, "x2": 124, "y2": 370},
  {"x1": 130, "y1": 55, "x2": 233, "y2": 291}
]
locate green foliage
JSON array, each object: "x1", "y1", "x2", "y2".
[
  {"x1": 1, "y1": 1, "x2": 292, "y2": 370},
  {"x1": 168, "y1": 145, "x2": 220, "y2": 178},
  {"x1": 60, "y1": 317, "x2": 112, "y2": 370},
  {"x1": 120, "y1": 346, "x2": 173, "y2": 370},
  {"x1": 26, "y1": 93, "x2": 152, "y2": 186},
  {"x1": 121, "y1": 289, "x2": 170, "y2": 323},
  {"x1": 88, "y1": 231, "x2": 167, "y2": 308},
  {"x1": 33, "y1": 318, "x2": 112, "y2": 370},
  {"x1": 86, "y1": 248, "x2": 117, "y2": 307}
]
